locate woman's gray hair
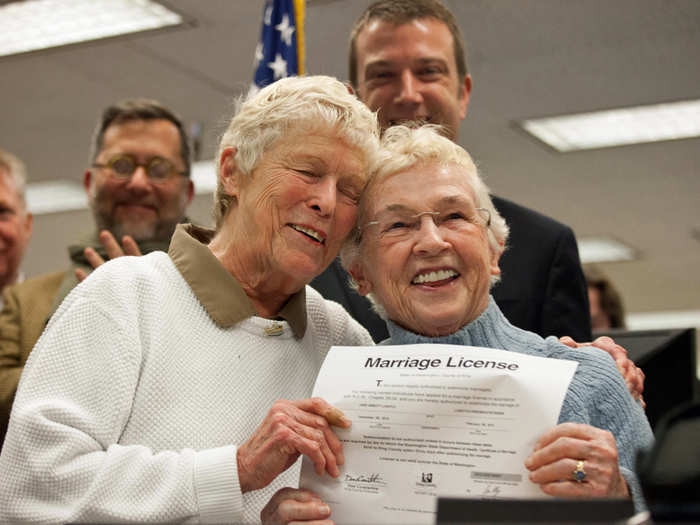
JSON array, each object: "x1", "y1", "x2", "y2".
[
  {"x1": 340, "y1": 125, "x2": 509, "y2": 317},
  {"x1": 213, "y1": 75, "x2": 380, "y2": 229}
]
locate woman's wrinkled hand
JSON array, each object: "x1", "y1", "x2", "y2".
[
  {"x1": 261, "y1": 487, "x2": 334, "y2": 525},
  {"x1": 237, "y1": 398, "x2": 350, "y2": 493},
  {"x1": 525, "y1": 422, "x2": 629, "y2": 498}
]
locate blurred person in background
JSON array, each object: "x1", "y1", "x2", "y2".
[
  {"x1": 0, "y1": 99, "x2": 194, "y2": 449},
  {"x1": 0, "y1": 148, "x2": 33, "y2": 302},
  {"x1": 585, "y1": 265, "x2": 627, "y2": 332}
]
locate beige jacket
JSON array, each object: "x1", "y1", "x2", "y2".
[{"x1": 0, "y1": 270, "x2": 64, "y2": 446}]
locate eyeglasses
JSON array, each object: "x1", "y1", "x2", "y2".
[
  {"x1": 92, "y1": 154, "x2": 187, "y2": 183},
  {"x1": 360, "y1": 207, "x2": 491, "y2": 242}
]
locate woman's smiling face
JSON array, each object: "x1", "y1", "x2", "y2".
[
  {"x1": 352, "y1": 161, "x2": 500, "y2": 337},
  {"x1": 231, "y1": 130, "x2": 368, "y2": 291}
]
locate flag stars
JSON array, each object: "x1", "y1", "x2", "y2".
[
  {"x1": 268, "y1": 53, "x2": 288, "y2": 79},
  {"x1": 275, "y1": 13, "x2": 295, "y2": 46},
  {"x1": 254, "y1": 1, "x2": 299, "y2": 87}
]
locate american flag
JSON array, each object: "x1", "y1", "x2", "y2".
[{"x1": 251, "y1": 0, "x2": 305, "y2": 95}]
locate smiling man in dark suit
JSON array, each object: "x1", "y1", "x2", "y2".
[{"x1": 311, "y1": 0, "x2": 591, "y2": 343}]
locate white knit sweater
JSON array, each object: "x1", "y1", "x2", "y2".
[{"x1": 0, "y1": 252, "x2": 373, "y2": 524}]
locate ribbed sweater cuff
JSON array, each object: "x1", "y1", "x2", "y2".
[
  {"x1": 194, "y1": 445, "x2": 242, "y2": 523},
  {"x1": 621, "y1": 465, "x2": 647, "y2": 513}
]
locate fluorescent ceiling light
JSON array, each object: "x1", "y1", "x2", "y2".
[
  {"x1": 521, "y1": 99, "x2": 700, "y2": 152},
  {"x1": 0, "y1": 0, "x2": 183, "y2": 57},
  {"x1": 26, "y1": 180, "x2": 88, "y2": 214},
  {"x1": 578, "y1": 236, "x2": 636, "y2": 264}
]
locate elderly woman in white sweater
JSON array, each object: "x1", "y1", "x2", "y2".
[{"x1": 0, "y1": 76, "x2": 381, "y2": 524}]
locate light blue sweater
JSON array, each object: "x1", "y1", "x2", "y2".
[{"x1": 383, "y1": 296, "x2": 653, "y2": 511}]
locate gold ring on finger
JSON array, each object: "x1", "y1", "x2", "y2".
[{"x1": 572, "y1": 460, "x2": 586, "y2": 483}]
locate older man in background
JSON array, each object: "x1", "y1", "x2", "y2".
[
  {"x1": 0, "y1": 148, "x2": 33, "y2": 304},
  {"x1": 0, "y1": 99, "x2": 194, "y2": 448},
  {"x1": 312, "y1": 0, "x2": 592, "y2": 344}
]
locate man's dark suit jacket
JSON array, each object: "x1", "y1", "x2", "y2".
[{"x1": 310, "y1": 195, "x2": 592, "y2": 343}]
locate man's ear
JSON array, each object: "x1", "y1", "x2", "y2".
[
  {"x1": 23, "y1": 212, "x2": 33, "y2": 238},
  {"x1": 349, "y1": 260, "x2": 372, "y2": 297},
  {"x1": 457, "y1": 74, "x2": 472, "y2": 121},
  {"x1": 83, "y1": 170, "x2": 92, "y2": 194},
  {"x1": 219, "y1": 147, "x2": 241, "y2": 198},
  {"x1": 183, "y1": 178, "x2": 195, "y2": 205}
]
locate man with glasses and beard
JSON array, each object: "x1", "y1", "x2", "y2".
[{"x1": 0, "y1": 99, "x2": 194, "y2": 449}]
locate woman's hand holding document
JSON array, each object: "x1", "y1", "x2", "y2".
[{"x1": 299, "y1": 344, "x2": 578, "y2": 525}]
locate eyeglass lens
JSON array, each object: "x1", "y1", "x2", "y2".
[
  {"x1": 367, "y1": 207, "x2": 490, "y2": 240},
  {"x1": 108, "y1": 155, "x2": 174, "y2": 181}
]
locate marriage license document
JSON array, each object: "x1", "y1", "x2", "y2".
[{"x1": 300, "y1": 344, "x2": 578, "y2": 525}]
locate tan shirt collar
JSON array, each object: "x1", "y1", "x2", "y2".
[{"x1": 168, "y1": 224, "x2": 307, "y2": 338}]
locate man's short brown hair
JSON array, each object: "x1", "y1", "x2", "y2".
[
  {"x1": 89, "y1": 99, "x2": 191, "y2": 176},
  {"x1": 349, "y1": 0, "x2": 468, "y2": 87}
]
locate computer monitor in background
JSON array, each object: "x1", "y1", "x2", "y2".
[{"x1": 597, "y1": 327, "x2": 698, "y2": 429}]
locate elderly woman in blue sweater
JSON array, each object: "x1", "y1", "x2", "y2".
[
  {"x1": 337, "y1": 124, "x2": 653, "y2": 511},
  {"x1": 261, "y1": 126, "x2": 653, "y2": 523}
]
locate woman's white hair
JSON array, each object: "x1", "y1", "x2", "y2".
[
  {"x1": 213, "y1": 75, "x2": 380, "y2": 229},
  {"x1": 340, "y1": 125, "x2": 509, "y2": 317}
]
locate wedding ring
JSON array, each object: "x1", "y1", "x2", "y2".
[{"x1": 572, "y1": 460, "x2": 586, "y2": 483}]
